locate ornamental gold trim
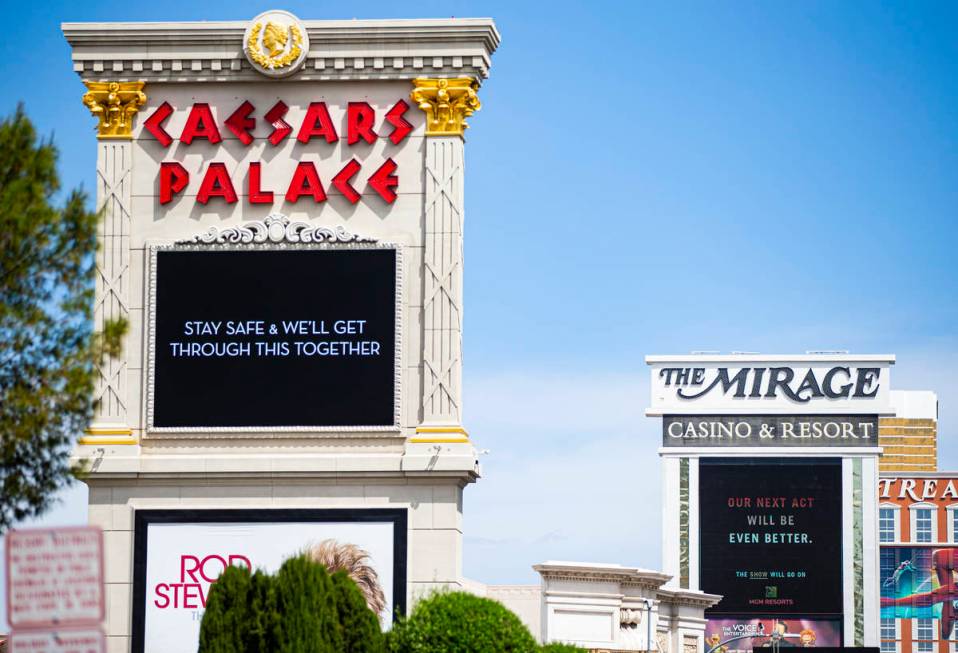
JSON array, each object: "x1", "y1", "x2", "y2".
[
  {"x1": 82, "y1": 81, "x2": 146, "y2": 140},
  {"x1": 410, "y1": 78, "x2": 481, "y2": 136},
  {"x1": 78, "y1": 436, "x2": 138, "y2": 445},
  {"x1": 410, "y1": 425, "x2": 470, "y2": 444},
  {"x1": 415, "y1": 426, "x2": 468, "y2": 435},
  {"x1": 79, "y1": 425, "x2": 137, "y2": 445},
  {"x1": 84, "y1": 426, "x2": 133, "y2": 436},
  {"x1": 408, "y1": 438, "x2": 471, "y2": 444}
]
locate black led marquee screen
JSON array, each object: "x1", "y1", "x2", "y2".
[
  {"x1": 151, "y1": 247, "x2": 397, "y2": 429},
  {"x1": 699, "y1": 457, "x2": 843, "y2": 616}
]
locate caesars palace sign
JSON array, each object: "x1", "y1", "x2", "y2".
[
  {"x1": 66, "y1": 12, "x2": 499, "y2": 653},
  {"x1": 73, "y1": 10, "x2": 495, "y2": 437},
  {"x1": 146, "y1": 98, "x2": 414, "y2": 205},
  {"x1": 81, "y1": 9, "x2": 481, "y2": 209}
]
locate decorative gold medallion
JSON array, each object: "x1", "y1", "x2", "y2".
[{"x1": 244, "y1": 10, "x2": 309, "y2": 77}]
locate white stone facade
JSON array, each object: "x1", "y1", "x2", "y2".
[{"x1": 479, "y1": 562, "x2": 720, "y2": 652}]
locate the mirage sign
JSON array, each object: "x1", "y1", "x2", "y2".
[{"x1": 646, "y1": 355, "x2": 893, "y2": 415}]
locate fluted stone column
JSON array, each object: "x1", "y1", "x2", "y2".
[
  {"x1": 79, "y1": 81, "x2": 145, "y2": 445},
  {"x1": 410, "y1": 78, "x2": 481, "y2": 443}
]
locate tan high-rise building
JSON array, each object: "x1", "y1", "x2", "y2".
[{"x1": 879, "y1": 390, "x2": 939, "y2": 472}]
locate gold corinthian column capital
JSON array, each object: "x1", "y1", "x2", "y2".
[
  {"x1": 81, "y1": 81, "x2": 147, "y2": 139},
  {"x1": 410, "y1": 77, "x2": 481, "y2": 137}
]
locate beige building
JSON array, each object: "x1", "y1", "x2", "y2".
[{"x1": 880, "y1": 390, "x2": 939, "y2": 472}]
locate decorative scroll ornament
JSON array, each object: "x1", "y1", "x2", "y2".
[
  {"x1": 410, "y1": 78, "x2": 481, "y2": 136},
  {"x1": 182, "y1": 214, "x2": 378, "y2": 245},
  {"x1": 244, "y1": 10, "x2": 309, "y2": 77},
  {"x1": 81, "y1": 81, "x2": 146, "y2": 139}
]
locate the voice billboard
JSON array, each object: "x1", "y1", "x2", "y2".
[
  {"x1": 705, "y1": 617, "x2": 841, "y2": 652},
  {"x1": 133, "y1": 510, "x2": 406, "y2": 653}
]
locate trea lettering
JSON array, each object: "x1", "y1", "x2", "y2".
[{"x1": 658, "y1": 366, "x2": 880, "y2": 402}]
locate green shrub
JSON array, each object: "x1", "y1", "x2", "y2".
[
  {"x1": 330, "y1": 570, "x2": 386, "y2": 653},
  {"x1": 198, "y1": 564, "x2": 255, "y2": 653},
  {"x1": 388, "y1": 591, "x2": 538, "y2": 653},
  {"x1": 539, "y1": 643, "x2": 587, "y2": 652},
  {"x1": 199, "y1": 554, "x2": 384, "y2": 653},
  {"x1": 246, "y1": 569, "x2": 279, "y2": 651},
  {"x1": 273, "y1": 555, "x2": 342, "y2": 652}
]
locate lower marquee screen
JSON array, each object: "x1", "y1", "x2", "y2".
[
  {"x1": 151, "y1": 248, "x2": 397, "y2": 429},
  {"x1": 705, "y1": 617, "x2": 842, "y2": 651},
  {"x1": 132, "y1": 509, "x2": 407, "y2": 653},
  {"x1": 698, "y1": 458, "x2": 843, "y2": 617}
]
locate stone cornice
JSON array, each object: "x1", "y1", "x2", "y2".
[
  {"x1": 534, "y1": 562, "x2": 673, "y2": 590},
  {"x1": 62, "y1": 18, "x2": 499, "y2": 82},
  {"x1": 68, "y1": 450, "x2": 481, "y2": 484},
  {"x1": 656, "y1": 586, "x2": 723, "y2": 609}
]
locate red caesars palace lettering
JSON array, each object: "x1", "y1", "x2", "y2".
[{"x1": 144, "y1": 99, "x2": 412, "y2": 206}]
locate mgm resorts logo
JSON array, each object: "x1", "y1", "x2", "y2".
[{"x1": 659, "y1": 366, "x2": 881, "y2": 403}]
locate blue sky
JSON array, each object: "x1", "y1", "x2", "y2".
[{"x1": 1, "y1": 0, "x2": 957, "y2": 615}]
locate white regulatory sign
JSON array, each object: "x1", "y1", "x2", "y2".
[
  {"x1": 5, "y1": 526, "x2": 105, "y2": 629},
  {"x1": 9, "y1": 627, "x2": 106, "y2": 653}
]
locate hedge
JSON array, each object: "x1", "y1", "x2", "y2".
[
  {"x1": 387, "y1": 591, "x2": 538, "y2": 653},
  {"x1": 199, "y1": 555, "x2": 383, "y2": 653},
  {"x1": 202, "y1": 563, "x2": 586, "y2": 653},
  {"x1": 539, "y1": 643, "x2": 588, "y2": 652}
]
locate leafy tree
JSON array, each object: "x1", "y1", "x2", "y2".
[
  {"x1": 0, "y1": 104, "x2": 126, "y2": 532},
  {"x1": 387, "y1": 591, "x2": 538, "y2": 653}
]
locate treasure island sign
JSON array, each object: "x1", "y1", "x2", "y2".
[{"x1": 70, "y1": 11, "x2": 498, "y2": 437}]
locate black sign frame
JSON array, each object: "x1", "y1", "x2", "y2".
[
  {"x1": 144, "y1": 239, "x2": 402, "y2": 434},
  {"x1": 131, "y1": 507, "x2": 408, "y2": 653}
]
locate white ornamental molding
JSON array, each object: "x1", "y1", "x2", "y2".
[
  {"x1": 181, "y1": 214, "x2": 378, "y2": 245},
  {"x1": 620, "y1": 608, "x2": 644, "y2": 626},
  {"x1": 63, "y1": 19, "x2": 499, "y2": 83},
  {"x1": 146, "y1": 216, "x2": 403, "y2": 437}
]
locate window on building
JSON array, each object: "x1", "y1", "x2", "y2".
[
  {"x1": 880, "y1": 618, "x2": 897, "y2": 653},
  {"x1": 880, "y1": 508, "x2": 897, "y2": 543},
  {"x1": 952, "y1": 508, "x2": 958, "y2": 543},
  {"x1": 916, "y1": 618, "x2": 935, "y2": 653},
  {"x1": 881, "y1": 548, "x2": 897, "y2": 579},
  {"x1": 915, "y1": 508, "x2": 934, "y2": 543}
]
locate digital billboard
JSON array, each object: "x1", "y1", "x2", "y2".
[
  {"x1": 705, "y1": 617, "x2": 842, "y2": 652},
  {"x1": 131, "y1": 508, "x2": 407, "y2": 653},
  {"x1": 880, "y1": 546, "x2": 958, "y2": 641},
  {"x1": 699, "y1": 458, "x2": 843, "y2": 616},
  {"x1": 148, "y1": 247, "x2": 399, "y2": 430}
]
